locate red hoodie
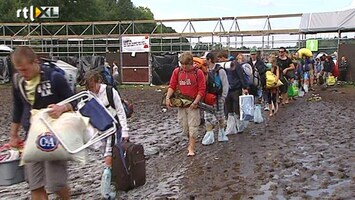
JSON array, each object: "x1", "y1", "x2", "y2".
[{"x1": 169, "y1": 67, "x2": 206, "y2": 99}]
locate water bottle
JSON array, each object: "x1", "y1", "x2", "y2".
[
  {"x1": 109, "y1": 184, "x2": 117, "y2": 199},
  {"x1": 101, "y1": 167, "x2": 112, "y2": 199}
]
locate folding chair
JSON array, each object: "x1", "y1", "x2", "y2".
[{"x1": 39, "y1": 91, "x2": 118, "y2": 154}]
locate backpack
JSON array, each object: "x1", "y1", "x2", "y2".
[
  {"x1": 242, "y1": 62, "x2": 262, "y2": 87},
  {"x1": 241, "y1": 63, "x2": 253, "y2": 85},
  {"x1": 106, "y1": 86, "x2": 134, "y2": 119},
  {"x1": 193, "y1": 57, "x2": 208, "y2": 75},
  {"x1": 98, "y1": 65, "x2": 117, "y2": 89},
  {"x1": 42, "y1": 59, "x2": 78, "y2": 92},
  {"x1": 207, "y1": 64, "x2": 223, "y2": 95}
]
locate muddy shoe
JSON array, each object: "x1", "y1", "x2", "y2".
[{"x1": 218, "y1": 129, "x2": 228, "y2": 142}]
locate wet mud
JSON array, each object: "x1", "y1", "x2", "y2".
[{"x1": 0, "y1": 84, "x2": 354, "y2": 199}]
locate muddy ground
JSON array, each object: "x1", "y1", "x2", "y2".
[{"x1": 0, "y1": 84, "x2": 354, "y2": 200}]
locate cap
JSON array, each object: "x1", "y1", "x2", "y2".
[{"x1": 250, "y1": 49, "x2": 257, "y2": 54}]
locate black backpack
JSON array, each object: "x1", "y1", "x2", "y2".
[
  {"x1": 106, "y1": 86, "x2": 134, "y2": 119},
  {"x1": 206, "y1": 64, "x2": 224, "y2": 95}
]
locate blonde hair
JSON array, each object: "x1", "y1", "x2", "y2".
[
  {"x1": 179, "y1": 52, "x2": 193, "y2": 65},
  {"x1": 11, "y1": 46, "x2": 38, "y2": 64},
  {"x1": 237, "y1": 54, "x2": 245, "y2": 62},
  {"x1": 269, "y1": 54, "x2": 277, "y2": 68}
]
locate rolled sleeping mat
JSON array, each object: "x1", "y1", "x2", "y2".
[
  {"x1": 216, "y1": 61, "x2": 232, "y2": 69},
  {"x1": 298, "y1": 48, "x2": 313, "y2": 58}
]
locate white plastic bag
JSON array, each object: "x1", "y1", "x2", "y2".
[
  {"x1": 239, "y1": 95, "x2": 255, "y2": 121},
  {"x1": 202, "y1": 130, "x2": 215, "y2": 145},
  {"x1": 236, "y1": 118, "x2": 248, "y2": 133},
  {"x1": 21, "y1": 109, "x2": 88, "y2": 165},
  {"x1": 253, "y1": 105, "x2": 264, "y2": 124},
  {"x1": 225, "y1": 113, "x2": 237, "y2": 135},
  {"x1": 298, "y1": 89, "x2": 305, "y2": 97}
]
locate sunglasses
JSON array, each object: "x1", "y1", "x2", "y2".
[{"x1": 279, "y1": 51, "x2": 285, "y2": 53}]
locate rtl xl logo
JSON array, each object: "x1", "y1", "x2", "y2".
[{"x1": 17, "y1": 6, "x2": 59, "y2": 21}]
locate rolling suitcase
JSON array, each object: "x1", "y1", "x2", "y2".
[{"x1": 111, "y1": 142, "x2": 146, "y2": 192}]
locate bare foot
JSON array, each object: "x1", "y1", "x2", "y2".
[
  {"x1": 187, "y1": 152, "x2": 195, "y2": 156},
  {"x1": 187, "y1": 142, "x2": 195, "y2": 156}
]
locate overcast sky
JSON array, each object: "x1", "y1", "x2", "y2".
[
  {"x1": 131, "y1": 0, "x2": 355, "y2": 48},
  {"x1": 132, "y1": 0, "x2": 354, "y2": 19}
]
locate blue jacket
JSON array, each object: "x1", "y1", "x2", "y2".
[{"x1": 12, "y1": 65, "x2": 75, "y2": 133}]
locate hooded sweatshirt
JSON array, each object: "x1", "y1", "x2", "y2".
[{"x1": 169, "y1": 66, "x2": 206, "y2": 99}]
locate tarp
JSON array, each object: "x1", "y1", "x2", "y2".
[
  {"x1": 0, "y1": 57, "x2": 12, "y2": 84},
  {"x1": 300, "y1": 9, "x2": 355, "y2": 33},
  {"x1": 77, "y1": 56, "x2": 105, "y2": 85},
  {"x1": 151, "y1": 53, "x2": 178, "y2": 85},
  {"x1": 0, "y1": 45, "x2": 13, "y2": 52},
  {"x1": 52, "y1": 56, "x2": 104, "y2": 85}
]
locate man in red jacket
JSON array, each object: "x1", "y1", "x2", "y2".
[{"x1": 166, "y1": 52, "x2": 206, "y2": 156}]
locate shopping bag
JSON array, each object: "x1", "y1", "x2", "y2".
[
  {"x1": 288, "y1": 84, "x2": 298, "y2": 97},
  {"x1": 21, "y1": 109, "x2": 88, "y2": 164},
  {"x1": 239, "y1": 95, "x2": 254, "y2": 121},
  {"x1": 253, "y1": 105, "x2": 264, "y2": 124},
  {"x1": 327, "y1": 75, "x2": 336, "y2": 86},
  {"x1": 225, "y1": 114, "x2": 237, "y2": 135},
  {"x1": 202, "y1": 131, "x2": 215, "y2": 145}
]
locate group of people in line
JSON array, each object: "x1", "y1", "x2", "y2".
[
  {"x1": 5, "y1": 45, "x2": 351, "y2": 198},
  {"x1": 165, "y1": 47, "x2": 350, "y2": 156}
]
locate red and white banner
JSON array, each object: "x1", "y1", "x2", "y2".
[{"x1": 122, "y1": 36, "x2": 149, "y2": 52}]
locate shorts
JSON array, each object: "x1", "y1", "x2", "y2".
[
  {"x1": 279, "y1": 77, "x2": 289, "y2": 94},
  {"x1": 25, "y1": 161, "x2": 68, "y2": 192},
  {"x1": 205, "y1": 97, "x2": 226, "y2": 128},
  {"x1": 177, "y1": 107, "x2": 200, "y2": 139}
]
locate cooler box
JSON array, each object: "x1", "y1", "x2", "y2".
[{"x1": 0, "y1": 159, "x2": 25, "y2": 186}]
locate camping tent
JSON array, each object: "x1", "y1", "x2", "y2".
[
  {"x1": 0, "y1": 45, "x2": 13, "y2": 52},
  {"x1": 0, "y1": 45, "x2": 13, "y2": 84}
]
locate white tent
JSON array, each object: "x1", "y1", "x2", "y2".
[
  {"x1": 0, "y1": 45, "x2": 13, "y2": 52},
  {"x1": 299, "y1": 8, "x2": 355, "y2": 33}
]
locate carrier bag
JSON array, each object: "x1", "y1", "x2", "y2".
[
  {"x1": 21, "y1": 109, "x2": 88, "y2": 165},
  {"x1": 239, "y1": 95, "x2": 255, "y2": 121}
]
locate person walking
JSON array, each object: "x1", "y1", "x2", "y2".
[
  {"x1": 203, "y1": 52, "x2": 229, "y2": 141},
  {"x1": 9, "y1": 46, "x2": 74, "y2": 200},
  {"x1": 277, "y1": 47, "x2": 295, "y2": 105},
  {"x1": 166, "y1": 52, "x2": 206, "y2": 156}
]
